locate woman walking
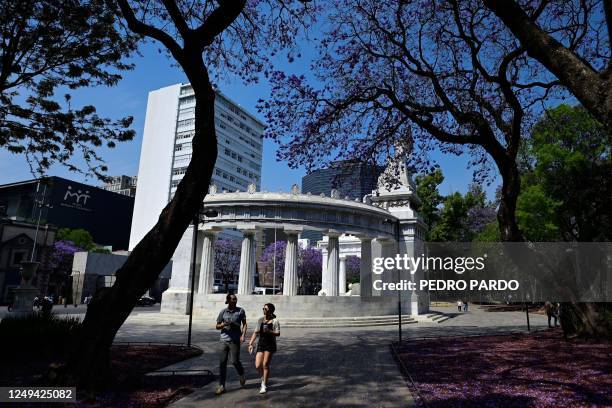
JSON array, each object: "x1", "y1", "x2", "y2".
[{"x1": 248, "y1": 303, "x2": 280, "y2": 394}]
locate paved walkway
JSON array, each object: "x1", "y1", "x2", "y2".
[
  {"x1": 166, "y1": 327, "x2": 415, "y2": 407},
  {"x1": 0, "y1": 304, "x2": 548, "y2": 407},
  {"x1": 112, "y1": 305, "x2": 546, "y2": 407}
]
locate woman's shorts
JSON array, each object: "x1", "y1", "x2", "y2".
[{"x1": 257, "y1": 343, "x2": 277, "y2": 353}]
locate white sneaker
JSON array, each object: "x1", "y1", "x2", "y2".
[{"x1": 259, "y1": 384, "x2": 267, "y2": 394}]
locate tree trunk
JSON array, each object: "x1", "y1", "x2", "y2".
[
  {"x1": 497, "y1": 160, "x2": 523, "y2": 242},
  {"x1": 69, "y1": 67, "x2": 218, "y2": 388},
  {"x1": 561, "y1": 302, "x2": 612, "y2": 338}
]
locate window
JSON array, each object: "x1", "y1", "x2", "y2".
[
  {"x1": 175, "y1": 145, "x2": 182, "y2": 152},
  {"x1": 179, "y1": 96, "x2": 195, "y2": 106},
  {"x1": 178, "y1": 107, "x2": 195, "y2": 120},
  {"x1": 177, "y1": 119, "x2": 195, "y2": 128},
  {"x1": 173, "y1": 167, "x2": 187, "y2": 176},
  {"x1": 176, "y1": 131, "x2": 194, "y2": 140},
  {"x1": 11, "y1": 250, "x2": 27, "y2": 267}
]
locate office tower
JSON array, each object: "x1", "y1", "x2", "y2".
[{"x1": 129, "y1": 84, "x2": 264, "y2": 250}]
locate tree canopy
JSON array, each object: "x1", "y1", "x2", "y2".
[
  {"x1": 260, "y1": 0, "x2": 585, "y2": 241},
  {"x1": 56, "y1": 228, "x2": 96, "y2": 251},
  {"x1": 0, "y1": 0, "x2": 138, "y2": 178},
  {"x1": 483, "y1": 0, "x2": 611, "y2": 131},
  {"x1": 214, "y1": 239, "x2": 241, "y2": 292},
  {"x1": 518, "y1": 104, "x2": 612, "y2": 241},
  {"x1": 414, "y1": 173, "x2": 497, "y2": 242},
  {"x1": 260, "y1": 241, "x2": 322, "y2": 294}
]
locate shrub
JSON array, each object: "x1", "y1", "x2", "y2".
[{"x1": 0, "y1": 313, "x2": 81, "y2": 361}]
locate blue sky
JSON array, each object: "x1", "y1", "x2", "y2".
[{"x1": 0, "y1": 41, "x2": 496, "y2": 198}]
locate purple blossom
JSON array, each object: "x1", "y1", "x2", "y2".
[
  {"x1": 51, "y1": 240, "x2": 82, "y2": 270},
  {"x1": 260, "y1": 241, "x2": 322, "y2": 294}
]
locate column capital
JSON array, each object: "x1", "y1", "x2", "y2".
[
  {"x1": 339, "y1": 254, "x2": 347, "y2": 261},
  {"x1": 356, "y1": 235, "x2": 373, "y2": 242},
  {"x1": 201, "y1": 226, "x2": 223, "y2": 235},
  {"x1": 283, "y1": 227, "x2": 303, "y2": 236},
  {"x1": 324, "y1": 229, "x2": 342, "y2": 238},
  {"x1": 237, "y1": 225, "x2": 258, "y2": 236}
]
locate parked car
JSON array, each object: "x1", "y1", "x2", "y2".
[
  {"x1": 213, "y1": 283, "x2": 238, "y2": 293},
  {"x1": 252, "y1": 287, "x2": 281, "y2": 295},
  {"x1": 137, "y1": 295, "x2": 155, "y2": 306}
]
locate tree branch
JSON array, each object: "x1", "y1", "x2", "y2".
[
  {"x1": 192, "y1": 0, "x2": 246, "y2": 50},
  {"x1": 483, "y1": 0, "x2": 608, "y2": 124},
  {"x1": 117, "y1": 0, "x2": 184, "y2": 62},
  {"x1": 161, "y1": 0, "x2": 191, "y2": 40}
]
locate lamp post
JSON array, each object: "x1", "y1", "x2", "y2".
[
  {"x1": 187, "y1": 207, "x2": 218, "y2": 347},
  {"x1": 273, "y1": 228, "x2": 277, "y2": 292},
  {"x1": 31, "y1": 181, "x2": 53, "y2": 262}
]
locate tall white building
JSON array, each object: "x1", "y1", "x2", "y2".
[{"x1": 129, "y1": 83, "x2": 264, "y2": 250}]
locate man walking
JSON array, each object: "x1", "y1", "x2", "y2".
[
  {"x1": 544, "y1": 301, "x2": 557, "y2": 328},
  {"x1": 215, "y1": 293, "x2": 248, "y2": 395}
]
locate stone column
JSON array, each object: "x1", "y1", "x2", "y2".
[
  {"x1": 379, "y1": 238, "x2": 397, "y2": 296},
  {"x1": 197, "y1": 231, "x2": 217, "y2": 294},
  {"x1": 321, "y1": 246, "x2": 328, "y2": 293},
  {"x1": 339, "y1": 255, "x2": 347, "y2": 295},
  {"x1": 324, "y1": 233, "x2": 340, "y2": 296},
  {"x1": 283, "y1": 232, "x2": 299, "y2": 296},
  {"x1": 359, "y1": 237, "x2": 373, "y2": 297},
  {"x1": 161, "y1": 225, "x2": 201, "y2": 314},
  {"x1": 237, "y1": 229, "x2": 256, "y2": 295},
  {"x1": 249, "y1": 236, "x2": 257, "y2": 294}
]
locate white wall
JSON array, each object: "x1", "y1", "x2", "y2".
[{"x1": 129, "y1": 84, "x2": 181, "y2": 250}]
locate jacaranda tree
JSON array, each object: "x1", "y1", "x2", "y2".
[
  {"x1": 214, "y1": 239, "x2": 241, "y2": 293},
  {"x1": 71, "y1": 0, "x2": 316, "y2": 387},
  {"x1": 260, "y1": 241, "x2": 322, "y2": 294},
  {"x1": 260, "y1": 0, "x2": 605, "y2": 242}
]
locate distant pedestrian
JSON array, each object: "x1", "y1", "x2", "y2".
[
  {"x1": 457, "y1": 300, "x2": 463, "y2": 312},
  {"x1": 41, "y1": 296, "x2": 52, "y2": 316},
  {"x1": 248, "y1": 303, "x2": 280, "y2": 394},
  {"x1": 215, "y1": 293, "x2": 247, "y2": 396},
  {"x1": 463, "y1": 300, "x2": 469, "y2": 312},
  {"x1": 544, "y1": 301, "x2": 557, "y2": 328},
  {"x1": 7, "y1": 289, "x2": 14, "y2": 312}
]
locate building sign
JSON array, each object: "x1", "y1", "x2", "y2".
[{"x1": 60, "y1": 186, "x2": 93, "y2": 212}]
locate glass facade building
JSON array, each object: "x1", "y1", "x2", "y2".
[{"x1": 300, "y1": 160, "x2": 384, "y2": 243}]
